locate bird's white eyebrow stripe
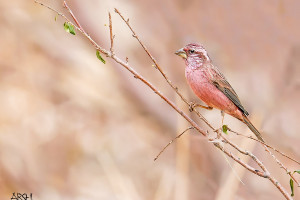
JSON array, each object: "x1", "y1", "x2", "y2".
[{"x1": 198, "y1": 49, "x2": 210, "y2": 61}]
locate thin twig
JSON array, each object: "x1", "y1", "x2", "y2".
[
  {"x1": 108, "y1": 12, "x2": 115, "y2": 55},
  {"x1": 63, "y1": 1, "x2": 84, "y2": 31},
  {"x1": 264, "y1": 146, "x2": 299, "y2": 186},
  {"x1": 212, "y1": 141, "x2": 266, "y2": 177},
  {"x1": 219, "y1": 134, "x2": 268, "y2": 174},
  {"x1": 218, "y1": 148, "x2": 245, "y2": 185},
  {"x1": 229, "y1": 128, "x2": 300, "y2": 166},
  {"x1": 228, "y1": 128, "x2": 300, "y2": 186},
  {"x1": 154, "y1": 127, "x2": 194, "y2": 161},
  {"x1": 35, "y1": 0, "x2": 69, "y2": 22}
]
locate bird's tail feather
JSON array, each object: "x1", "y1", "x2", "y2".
[{"x1": 242, "y1": 116, "x2": 264, "y2": 142}]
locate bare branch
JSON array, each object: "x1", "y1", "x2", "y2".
[{"x1": 35, "y1": 0, "x2": 72, "y2": 24}]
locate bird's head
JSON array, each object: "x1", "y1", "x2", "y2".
[{"x1": 175, "y1": 43, "x2": 210, "y2": 67}]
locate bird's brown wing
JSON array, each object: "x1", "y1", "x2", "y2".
[{"x1": 209, "y1": 66, "x2": 249, "y2": 116}]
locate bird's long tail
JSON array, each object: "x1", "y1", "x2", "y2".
[{"x1": 242, "y1": 115, "x2": 264, "y2": 142}]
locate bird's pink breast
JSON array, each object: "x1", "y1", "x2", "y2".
[{"x1": 185, "y1": 67, "x2": 243, "y2": 120}]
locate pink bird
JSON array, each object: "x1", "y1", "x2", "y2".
[{"x1": 175, "y1": 43, "x2": 264, "y2": 142}]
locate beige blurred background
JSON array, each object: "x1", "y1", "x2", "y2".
[{"x1": 0, "y1": 0, "x2": 299, "y2": 199}]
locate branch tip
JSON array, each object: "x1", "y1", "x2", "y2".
[{"x1": 155, "y1": 127, "x2": 194, "y2": 161}]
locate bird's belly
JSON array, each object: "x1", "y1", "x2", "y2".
[{"x1": 186, "y1": 70, "x2": 237, "y2": 113}]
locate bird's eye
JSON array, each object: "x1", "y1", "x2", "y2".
[{"x1": 189, "y1": 50, "x2": 195, "y2": 54}]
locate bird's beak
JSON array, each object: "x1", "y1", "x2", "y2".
[{"x1": 175, "y1": 48, "x2": 187, "y2": 59}]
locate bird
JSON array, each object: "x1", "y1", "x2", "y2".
[{"x1": 175, "y1": 43, "x2": 264, "y2": 142}]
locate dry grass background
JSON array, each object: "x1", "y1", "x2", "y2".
[{"x1": 0, "y1": 0, "x2": 299, "y2": 199}]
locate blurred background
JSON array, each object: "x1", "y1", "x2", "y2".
[{"x1": 0, "y1": 0, "x2": 299, "y2": 199}]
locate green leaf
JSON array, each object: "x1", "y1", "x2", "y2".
[
  {"x1": 96, "y1": 50, "x2": 106, "y2": 64},
  {"x1": 290, "y1": 178, "x2": 294, "y2": 197},
  {"x1": 222, "y1": 125, "x2": 228, "y2": 134},
  {"x1": 63, "y1": 22, "x2": 76, "y2": 35},
  {"x1": 294, "y1": 170, "x2": 300, "y2": 174},
  {"x1": 55, "y1": 15, "x2": 57, "y2": 21}
]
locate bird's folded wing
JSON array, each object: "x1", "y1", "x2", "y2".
[{"x1": 211, "y1": 71, "x2": 249, "y2": 116}]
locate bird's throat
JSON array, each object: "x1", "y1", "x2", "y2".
[{"x1": 186, "y1": 58, "x2": 205, "y2": 70}]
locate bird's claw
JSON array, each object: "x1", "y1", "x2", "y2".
[
  {"x1": 189, "y1": 102, "x2": 213, "y2": 112},
  {"x1": 189, "y1": 102, "x2": 198, "y2": 112}
]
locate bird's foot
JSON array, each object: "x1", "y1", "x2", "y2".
[
  {"x1": 189, "y1": 102, "x2": 197, "y2": 112},
  {"x1": 188, "y1": 102, "x2": 213, "y2": 112}
]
